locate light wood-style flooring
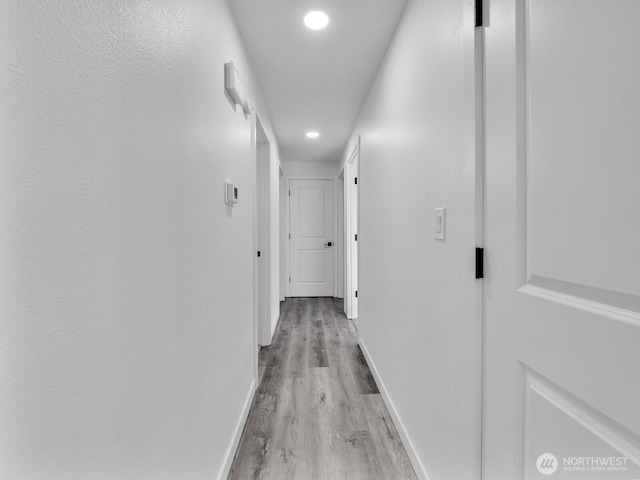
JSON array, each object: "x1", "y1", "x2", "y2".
[{"x1": 228, "y1": 297, "x2": 418, "y2": 480}]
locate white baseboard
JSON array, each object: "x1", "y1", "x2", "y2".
[
  {"x1": 218, "y1": 378, "x2": 256, "y2": 480},
  {"x1": 271, "y1": 311, "x2": 279, "y2": 340},
  {"x1": 359, "y1": 338, "x2": 430, "y2": 480}
]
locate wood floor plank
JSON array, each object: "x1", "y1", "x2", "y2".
[
  {"x1": 329, "y1": 300, "x2": 379, "y2": 394},
  {"x1": 228, "y1": 297, "x2": 418, "y2": 480},
  {"x1": 320, "y1": 302, "x2": 369, "y2": 432},
  {"x1": 258, "y1": 299, "x2": 301, "y2": 395},
  {"x1": 306, "y1": 367, "x2": 341, "y2": 480},
  {"x1": 308, "y1": 318, "x2": 328, "y2": 368},
  {"x1": 258, "y1": 365, "x2": 266, "y2": 386},
  {"x1": 308, "y1": 297, "x2": 322, "y2": 320},
  {"x1": 263, "y1": 377, "x2": 309, "y2": 480},
  {"x1": 258, "y1": 346, "x2": 269, "y2": 366},
  {"x1": 337, "y1": 430, "x2": 385, "y2": 480},
  {"x1": 227, "y1": 392, "x2": 277, "y2": 480},
  {"x1": 351, "y1": 344, "x2": 380, "y2": 394},
  {"x1": 362, "y1": 394, "x2": 419, "y2": 480},
  {"x1": 286, "y1": 301, "x2": 309, "y2": 378}
]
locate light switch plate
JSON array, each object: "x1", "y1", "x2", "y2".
[
  {"x1": 435, "y1": 208, "x2": 446, "y2": 240},
  {"x1": 225, "y1": 180, "x2": 238, "y2": 205}
]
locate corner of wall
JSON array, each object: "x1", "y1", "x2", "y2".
[
  {"x1": 358, "y1": 338, "x2": 431, "y2": 480},
  {"x1": 217, "y1": 378, "x2": 256, "y2": 480}
]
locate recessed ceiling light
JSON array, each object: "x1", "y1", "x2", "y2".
[
  {"x1": 306, "y1": 131, "x2": 319, "y2": 138},
  {"x1": 303, "y1": 10, "x2": 330, "y2": 30}
]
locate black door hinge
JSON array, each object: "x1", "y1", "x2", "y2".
[
  {"x1": 355, "y1": 234, "x2": 358, "y2": 241},
  {"x1": 354, "y1": 177, "x2": 358, "y2": 185},
  {"x1": 475, "y1": 0, "x2": 484, "y2": 27},
  {"x1": 475, "y1": 247, "x2": 484, "y2": 279},
  {"x1": 355, "y1": 290, "x2": 358, "y2": 298},
  {"x1": 257, "y1": 251, "x2": 261, "y2": 258}
]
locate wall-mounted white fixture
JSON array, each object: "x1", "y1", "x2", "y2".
[
  {"x1": 225, "y1": 180, "x2": 239, "y2": 205},
  {"x1": 303, "y1": 9, "x2": 330, "y2": 30},
  {"x1": 225, "y1": 62, "x2": 250, "y2": 114},
  {"x1": 435, "y1": 207, "x2": 446, "y2": 240},
  {"x1": 306, "y1": 131, "x2": 319, "y2": 138}
]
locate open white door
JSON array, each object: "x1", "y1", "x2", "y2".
[
  {"x1": 344, "y1": 142, "x2": 359, "y2": 320},
  {"x1": 483, "y1": 1, "x2": 640, "y2": 479},
  {"x1": 289, "y1": 179, "x2": 334, "y2": 297},
  {"x1": 351, "y1": 149, "x2": 359, "y2": 320},
  {"x1": 255, "y1": 117, "x2": 272, "y2": 346}
]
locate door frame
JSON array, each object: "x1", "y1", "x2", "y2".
[
  {"x1": 253, "y1": 113, "x2": 274, "y2": 348},
  {"x1": 343, "y1": 141, "x2": 360, "y2": 321},
  {"x1": 337, "y1": 170, "x2": 345, "y2": 300},
  {"x1": 279, "y1": 165, "x2": 286, "y2": 302},
  {"x1": 285, "y1": 175, "x2": 337, "y2": 298},
  {"x1": 463, "y1": 0, "x2": 485, "y2": 477}
]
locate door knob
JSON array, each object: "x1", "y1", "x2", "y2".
[{"x1": 324, "y1": 242, "x2": 333, "y2": 247}]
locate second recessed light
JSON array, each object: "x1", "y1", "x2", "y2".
[
  {"x1": 306, "y1": 131, "x2": 319, "y2": 138},
  {"x1": 303, "y1": 10, "x2": 330, "y2": 30}
]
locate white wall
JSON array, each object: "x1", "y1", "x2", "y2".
[
  {"x1": 342, "y1": 0, "x2": 481, "y2": 478},
  {"x1": 0, "y1": 1, "x2": 278, "y2": 479},
  {"x1": 282, "y1": 161, "x2": 341, "y2": 178}
]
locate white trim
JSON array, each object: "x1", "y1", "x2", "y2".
[
  {"x1": 248, "y1": 99, "x2": 259, "y2": 387},
  {"x1": 285, "y1": 178, "x2": 290, "y2": 297},
  {"x1": 255, "y1": 115, "x2": 272, "y2": 347},
  {"x1": 518, "y1": 283, "x2": 640, "y2": 328},
  {"x1": 217, "y1": 378, "x2": 256, "y2": 480},
  {"x1": 279, "y1": 166, "x2": 286, "y2": 302},
  {"x1": 359, "y1": 338, "x2": 430, "y2": 480},
  {"x1": 285, "y1": 176, "x2": 337, "y2": 298},
  {"x1": 344, "y1": 142, "x2": 359, "y2": 319},
  {"x1": 333, "y1": 176, "x2": 339, "y2": 298},
  {"x1": 336, "y1": 172, "x2": 345, "y2": 299},
  {"x1": 462, "y1": 0, "x2": 484, "y2": 477}
]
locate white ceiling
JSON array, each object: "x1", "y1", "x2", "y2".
[{"x1": 229, "y1": 0, "x2": 408, "y2": 163}]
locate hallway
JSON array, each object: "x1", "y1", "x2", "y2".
[
  {"x1": 228, "y1": 298, "x2": 417, "y2": 480},
  {"x1": 3, "y1": 0, "x2": 640, "y2": 478}
]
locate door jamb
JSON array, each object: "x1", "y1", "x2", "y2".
[
  {"x1": 463, "y1": 0, "x2": 486, "y2": 477},
  {"x1": 254, "y1": 113, "x2": 272, "y2": 349},
  {"x1": 337, "y1": 168, "x2": 345, "y2": 300},
  {"x1": 279, "y1": 164, "x2": 286, "y2": 303},
  {"x1": 344, "y1": 141, "x2": 359, "y2": 320}
]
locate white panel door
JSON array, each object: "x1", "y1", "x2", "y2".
[
  {"x1": 484, "y1": 1, "x2": 640, "y2": 479},
  {"x1": 289, "y1": 179, "x2": 334, "y2": 297}
]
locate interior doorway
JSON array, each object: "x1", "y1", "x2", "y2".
[
  {"x1": 255, "y1": 116, "x2": 273, "y2": 347},
  {"x1": 337, "y1": 171, "x2": 345, "y2": 301},
  {"x1": 343, "y1": 139, "x2": 359, "y2": 323}
]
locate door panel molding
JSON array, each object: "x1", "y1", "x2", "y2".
[
  {"x1": 522, "y1": 366, "x2": 640, "y2": 477},
  {"x1": 520, "y1": 277, "x2": 640, "y2": 327},
  {"x1": 515, "y1": 0, "x2": 640, "y2": 311}
]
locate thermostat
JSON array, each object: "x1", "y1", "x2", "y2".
[{"x1": 225, "y1": 180, "x2": 238, "y2": 205}]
